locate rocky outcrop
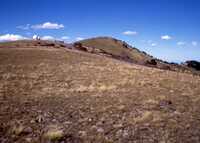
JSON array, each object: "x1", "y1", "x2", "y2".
[{"x1": 185, "y1": 60, "x2": 200, "y2": 71}]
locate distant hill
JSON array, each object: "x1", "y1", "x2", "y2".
[
  {"x1": 79, "y1": 37, "x2": 152, "y2": 64},
  {"x1": 77, "y1": 37, "x2": 194, "y2": 73}
]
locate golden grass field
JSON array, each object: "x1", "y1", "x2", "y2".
[{"x1": 0, "y1": 41, "x2": 200, "y2": 142}]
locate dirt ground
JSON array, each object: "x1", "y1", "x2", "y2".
[{"x1": 0, "y1": 47, "x2": 200, "y2": 143}]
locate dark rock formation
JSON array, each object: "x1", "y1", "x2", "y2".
[
  {"x1": 146, "y1": 59, "x2": 157, "y2": 66},
  {"x1": 73, "y1": 42, "x2": 88, "y2": 52},
  {"x1": 185, "y1": 60, "x2": 200, "y2": 71}
]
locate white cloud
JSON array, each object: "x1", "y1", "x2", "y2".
[
  {"x1": 76, "y1": 37, "x2": 84, "y2": 41},
  {"x1": 177, "y1": 41, "x2": 186, "y2": 46},
  {"x1": 151, "y1": 43, "x2": 157, "y2": 47},
  {"x1": 61, "y1": 36, "x2": 70, "y2": 40},
  {"x1": 192, "y1": 41, "x2": 197, "y2": 46},
  {"x1": 41, "y1": 36, "x2": 55, "y2": 41},
  {"x1": 161, "y1": 35, "x2": 172, "y2": 40},
  {"x1": 122, "y1": 31, "x2": 138, "y2": 36},
  {"x1": 31, "y1": 22, "x2": 64, "y2": 30},
  {"x1": 0, "y1": 34, "x2": 27, "y2": 42},
  {"x1": 17, "y1": 24, "x2": 30, "y2": 30}
]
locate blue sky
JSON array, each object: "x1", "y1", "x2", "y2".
[{"x1": 0, "y1": 0, "x2": 199, "y2": 62}]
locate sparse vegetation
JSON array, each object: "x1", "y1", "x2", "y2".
[
  {"x1": 11, "y1": 125, "x2": 25, "y2": 136},
  {"x1": 44, "y1": 126, "x2": 64, "y2": 141},
  {"x1": 134, "y1": 111, "x2": 153, "y2": 123},
  {"x1": 79, "y1": 37, "x2": 197, "y2": 73},
  {"x1": 0, "y1": 40, "x2": 200, "y2": 142}
]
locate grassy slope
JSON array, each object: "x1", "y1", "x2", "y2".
[
  {"x1": 0, "y1": 40, "x2": 66, "y2": 49},
  {"x1": 80, "y1": 37, "x2": 197, "y2": 74},
  {"x1": 80, "y1": 37, "x2": 152, "y2": 63},
  {"x1": 0, "y1": 42, "x2": 200, "y2": 142}
]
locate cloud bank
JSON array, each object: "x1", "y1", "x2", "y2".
[
  {"x1": 61, "y1": 36, "x2": 70, "y2": 40},
  {"x1": 0, "y1": 34, "x2": 27, "y2": 42},
  {"x1": 31, "y1": 22, "x2": 64, "y2": 30},
  {"x1": 41, "y1": 36, "x2": 55, "y2": 40},
  {"x1": 76, "y1": 37, "x2": 84, "y2": 41}
]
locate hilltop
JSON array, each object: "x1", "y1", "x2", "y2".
[
  {"x1": 78, "y1": 37, "x2": 198, "y2": 73},
  {"x1": 0, "y1": 39, "x2": 200, "y2": 142}
]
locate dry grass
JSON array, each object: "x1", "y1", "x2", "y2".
[
  {"x1": 80, "y1": 37, "x2": 150, "y2": 63},
  {"x1": 134, "y1": 111, "x2": 154, "y2": 123},
  {"x1": 11, "y1": 125, "x2": 25, "y2": 136},
  {"x1": 44, "y1": 125, "x2": 64, "y2": 141},
  {"x1": 70, "y1": 84, "x2": 117, "y2": 92},
  {"x1": 0, "y1": 42, "x2": 200, "y2": 142}
]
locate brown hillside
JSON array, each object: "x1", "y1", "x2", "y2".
[
  {"x1": 80, "y1": 37, "x2": 151, "y2": 64},
  {"x1": 0, "y1": 40, "x2": 200, "y2": 142},
  {"x1": 79, "y1": 37, "x2": 192, "y2": 73}
]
